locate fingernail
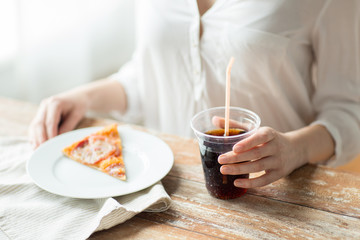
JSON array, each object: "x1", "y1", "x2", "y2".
[
  {"x1": 218, "y1": 155, "x2": 226, "y2": 164},
  {"x1": 234, "y1": 180, "x2": 242, "y2": 187},
  {"x1": 221, "y1": 166, "x2": 230, "y2": 174}
]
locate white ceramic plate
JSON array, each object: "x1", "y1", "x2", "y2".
[{"x1": 27, "y1": 126, "x2": 174, "y2": 199}]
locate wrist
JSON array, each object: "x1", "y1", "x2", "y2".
[
  {"x1": 285, "y1": 125, "x2": 335, "y2": 165},
  {"x1": 80, "y1": 87, "x2": 93, "y2": 111},
  {"x1": 59, "y1": 86, "x2": 91, "y2": 112},
  {"x1": 74, "y1": 79, "x2": 127, "y2": 113},
  {"x1": 284, "y1": 131, "x2": 309, "y2": 168}
]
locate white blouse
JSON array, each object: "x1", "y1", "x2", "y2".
[{"x1": 110, "y1": 0, "x2": 360, "y2": 167}]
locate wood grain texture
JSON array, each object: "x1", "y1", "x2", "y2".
[
  {"x1": 158, "y1": 176, "x2": 360, "y2": 239},
  {"x1": 2, "y1": 96, "x2": 360, "y2": 239},
  {"x1": 0, "y1": 96, "x2": 37, "y2": 136},
  {"x1": 248, "y1": 165, "x2": 360, "y2": 218},
  {"x1": 91, "y1": 176, "x2": 360, "y2": 240},
  {"x1": 155, "y1": 132, "x2": 360, "y2": 218},
  {"x1": 338, "y1": 154, "x2": 360, "y2": 173},
  {"x1": 91, "y1": 216, "x2": 221, "y2": 240}
]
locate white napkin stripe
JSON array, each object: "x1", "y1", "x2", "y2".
[{"x1": 0, "y1": 137, "x2": 171, "y2": 240}]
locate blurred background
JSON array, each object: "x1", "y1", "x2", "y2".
[
  {"x1": 1, "y1": 0, "x2": 359, "y2": 172},
  {"x1": 0, "y1": 0, "x2": 135, "y2": 104}
]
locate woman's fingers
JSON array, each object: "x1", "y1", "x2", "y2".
[
  {"x1": 215, "y1": 126, "x2": 285, "y2": 188},
  {"x1": 44, "y1": 98, "x2": 62, "y2": 139},
  {"x1": 213, "y1": 126, "x2": 299, "y2": 188},
  {"x1": 29, "y1": 102, "x2": 48, "y2": 148},
  {"x1": 29, "y1": 97, "x2": 80, "y2": 148},
  {"x1": 30, "y1": 121, "x2": 47, "y2": 148},
  {"x1": 233, "y1": 127, "x2": 275, "y2": 153},
  {"x1": 58, "y1": 110, "x2": 84, "y2": 135},
  {"x1": 29, "y1": 89, "x2": 89, "y2": 149},
  {"x1": 220, "y1": 156, "x2": 275, "y2": 175},
  {"x1": 219, "y1": 141, "x2": 275, "y2": 164},
  {"x1": 234, "y1": 170, "x2": 281, "y2": 188},
  {"x1": 211, "y1": 116, "x2": 246, "y2": 129}
]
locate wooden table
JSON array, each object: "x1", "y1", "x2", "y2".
[{"x1": 1, "y1": 96, "x2": 360, "y2": 239}]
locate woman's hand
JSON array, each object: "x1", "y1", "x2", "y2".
[
  {"x1": 218, "y1": 126, "x2": 308, "y2": 188},
  {"x1": 29, "y1": 90, "x2": 88, "y2": 148},
  {"x1": 212, "y1": 114, "x2": 334, "y2": 188},
  {"x1": 29, "y1": 79, "x2": 128, "y2": 148}
]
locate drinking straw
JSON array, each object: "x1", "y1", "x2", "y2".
[
  {"x1": 224, "y1": 57, "x2": 235, "y2": 137},
  {"x1": 223, "y1": 57, "x2": 234, "y2": 185}
]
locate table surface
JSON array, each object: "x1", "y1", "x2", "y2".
[{"x1": 1, "y1": 96, "x2": 360, "y2": 239}]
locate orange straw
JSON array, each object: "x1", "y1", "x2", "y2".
[{"x1": 225, "y1": 57, "x2": 235, "y2": 136}]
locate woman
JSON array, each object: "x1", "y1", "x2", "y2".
[{"x1": 30, "y1": 0, "x2": 360, "y2": 188}]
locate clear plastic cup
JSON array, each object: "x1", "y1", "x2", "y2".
[{"x1": 190, "y1": 106, "x2": 261, "y2": 199}]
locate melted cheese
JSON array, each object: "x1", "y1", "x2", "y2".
[{"x1": 72, "y1": 135, "x2": 115, "y2": 164}]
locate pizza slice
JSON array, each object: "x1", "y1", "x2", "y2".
[{"x1": 62, "y1": 124, "x2": 126, "y2": 181}]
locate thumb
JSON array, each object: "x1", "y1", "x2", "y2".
[
  {"x1": 211, "y1": 116, "x2": 244, "y2": 129},
  {"x1": 58, "y1": 111, "x2": 84, "y2": 135}
]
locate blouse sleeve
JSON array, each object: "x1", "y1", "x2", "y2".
[
  {"x1": 108, "y1": 53, "x2": 143, "y2": 124},
  {"x1": 311, "y1": 0, "x2": 360, "y2": 167}
]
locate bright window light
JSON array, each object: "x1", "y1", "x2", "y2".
[{"x1": 0, "y1": 1, "x2": 18, "y2": 65}]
